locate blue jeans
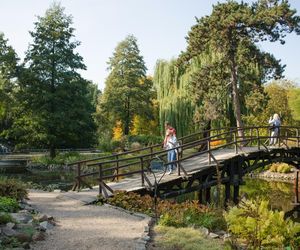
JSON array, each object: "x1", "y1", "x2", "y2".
[{"x1": 167, "y1": 149, "x2": 176, "y2": 172}]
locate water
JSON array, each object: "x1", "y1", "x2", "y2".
[
  {"x1": 175, "y1": 177, "x2": 299, "y2": 222},
  {"x1": 1, "y1": 168, "x2": 76, "y2": 191}
]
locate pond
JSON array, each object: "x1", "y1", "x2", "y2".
[
  {"x1": 176, "y1": 177, "x2": 299, "y2": 222},
  {"x1": 1, "y1": 167, "x2": 76, "y2": 191}
]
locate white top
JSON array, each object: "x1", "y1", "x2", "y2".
[{"x1": 166, "y1": 135, "x2": 177, "y2": 150}]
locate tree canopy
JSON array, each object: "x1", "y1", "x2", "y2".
[
  {"x1": 180, "y1": 0, "x2": 300, "y2": 136},
  {"x1": 16, "y1": 3, "x2": 96, "y2": 157}
]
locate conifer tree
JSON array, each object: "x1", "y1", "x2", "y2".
[{"x1": 20, "y1": 3, "x2": 96, "y2": 157}]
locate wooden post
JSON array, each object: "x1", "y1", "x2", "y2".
[
  {"x1": 297, "y1": 129, "x2": 299, "y2": 148},
  {"x1": 115, "y1": 155, "x2": 119, "y2": 181},
  {"x1": 234, "y1": 132, "x2": 238, "y2": 154},
  {"x1": 233, "y1": 185, "x2": 239, "y2": 204},
  {"x1": 295, "y1": 170, "x2": 299, "y2": 204},
  {"x1": 99, "y1": 164, "x2": 102, "y2": 195},
  {"x1": 77, "y1": 163, "x2": 81, "y2": 191},
  {"x1": 205, "y1": 187, "x2": 211, "y2": 204},
  {"x1": 250, "y1": 128, "x2": 253, "y2": 146},
  {"x1": 207, "y1": 139, "x2": 211, "y2": 165},
  {"x1": 140, "y1": 157, "x2": 145, "y2": 186},
  {"x1": 224, "y1": 183, "x2": 231, "y2": 207},
  {"x1": 177, "y1": 148, "x2": 180, "y2": 176},
  {"x1": 257, "y1": 128, "x2": 260, "y2": 150},
  {"x1": 198, "y1": 188, "x2": 203, "y2": 204}
]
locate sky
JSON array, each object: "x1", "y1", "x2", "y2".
[{"x1": 1, "y1": 0, "x2": 300, "y2": 90}]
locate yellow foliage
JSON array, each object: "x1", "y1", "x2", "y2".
[
  {"x1": 210, "y1": 139, "x2": 225, "y2": 147},
  {"x1": 112, "y1": 120, "x2": 123, "y2": 140},
  {"x1": 131, "y1": 115, "x2": 158, "y2": 135}
]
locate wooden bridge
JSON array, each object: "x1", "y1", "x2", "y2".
[{"x1": 70, "y1": 126, "x2": 300, "y2": 204}]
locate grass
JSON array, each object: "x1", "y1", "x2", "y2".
[{"x1": 154, "y1": 225, "x2": 228, "y2": 250}]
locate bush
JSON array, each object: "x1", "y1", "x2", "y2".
[
  {"x1": 0, "y1": 212, "x2": 15, "y2": 224},
  {"x1": 0, "y1": 178, "x2": 28, "y2": 200},
  {"x1": 103, "y1": 191, "x2": 226, "y2": 231},
  {"x1": 0, "y1": 196, "x2": 19, "y2": 212},
  {"x1": 269, "y1": 163, "x2": 292, "y2": 173},
  {"x1": 130, "y1": 142, "x2": 142, "y2": 150},
  {"x1": 224, "y1": 198, "x2": 300, "y2": 249}
]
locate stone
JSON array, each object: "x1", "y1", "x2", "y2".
[
  {"x1": 2, "y1": 227, "x2": 18, "y2": 237},
  {"x1": 39, "y1": 221, "x2": 54, "y2": 231},
  {"x1": 214, "y1": 230, "x2": 226, "y2": 236},
  {"x1": 198, "y1": 227, "x2": 209, "y2": 236},
  {"x1": 22, "y1": 241, "x2": 31, "y2": 249},
  {"x1": 37, "y1": 214, "x2": 48, "y2": 222},
  {"x1": 6, "y1": 222, "x2": 15, "y2": 229},
  {"x1": 144, "y1": 226, "x2": 149, "y2": 233},
  {"x1": 32, "y1": 231, "x2": 46, "y2": 241},
  {"x1": 11, "y1": 212, "x2": 33, "y2": 224},
  {"x1": 223, "y1": 233, "x2": 231, "y2": 241},
  {"x1": 208, "y1": 232, "x2": 219, "y2": 239},
  {"x1": 15, "y1": 232, "x2": 32, "y2": 243}
]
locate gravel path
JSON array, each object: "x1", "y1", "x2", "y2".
[{"x1": 28, "y1": 190, "x2": 150, "y2": 250}]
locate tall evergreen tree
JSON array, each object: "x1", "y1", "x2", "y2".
[
  {"x1": 20, "y1": 3, "x2": 96, "y2": 157},
  {"x1": 101, "y1": 35, "x2": 151, "y2": 135},
  {"x1": 180, "y1": 0, "x2": 300, "y2": 138},
  {"x1": 0, "y1": 33, "x2": 19, "y2": 144}
]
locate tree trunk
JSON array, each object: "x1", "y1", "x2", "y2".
[
  {"x1": 228, "y1": 39, "x2": 244, "y2": 141},
  {"x1": 50, "y1": 145, "x2": 56, "y2": 159},
  {"x1": 198, "y1": 120, "x2": 211, "y2": 152},
  {"x1": 124, "y1": 97, "x2": 130, "y2": 135}
]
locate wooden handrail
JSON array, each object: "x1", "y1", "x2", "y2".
[{"x1": 72, "y1": 126, "x2": 300, "y2": 194}]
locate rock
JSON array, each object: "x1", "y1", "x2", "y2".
[
  {"x1": 15, "y1": 232, "x2": 32, "y2": 243},
  {"x1": 214, "y1": 230, "x2": 226, "y2": 236},
  {"x1": 6, "y1": 222, "x2": 15, "y2": 229},
  {"x1": 144, "y1": 226, "x2": 149, "y2": 233},
  {"x1": 11, "y1": 212, "x2": 33, "y2": 224},
  {"x1": 198, "y1": 227, "x2": 209, "y2": 236},
  {"x1": 22, "y1": 241, "x2": 31, "y2": 249},
  {"x1": 2, "y1": 227, "x2": 18, "y2": 237},
  {"x1": 32, "y1": 231, "x2": 46, "y2": 241},
  {"x1": 39, "y1": 221, "x2": 54, "y2": 231},
  {"x1": 53, "y1": 189, "x2": 61, "y2": 193},
  {"x1": 37, "y1": 214, "x2": 48, "y2": 222},
  {"x1": 208, "y1": 232, "x2": 219, "y2": 239},
  {"x1": 223, "y1": 233, "x2": 231, "y2": 241}
]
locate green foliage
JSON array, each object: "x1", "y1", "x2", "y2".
[
  {"x1": 154, "y1": 225, "x2": 225, "y2": 250},
  {"x1": 100, "y1": 35, "x2": 154, "y2": 136},
  {"x1": 269, "y1": 162, "x2": 292, "y2": 173},
  {"x1": 0, "y1": 178, "x2": 28, "y2": 200},
  {"x1": 0, "y1": 196, "x2": 19, "y2": 212},
  {"x1": 103, "y1": 191, "x2": 226, "y2": 231},
  {"x1": 16, "y1": 3, "x2": 96, "y2": 157},
  {"x1": 180, "y1": 0, "x2": 299, "y2": 130},
  {"x1": 224, "y1": 199, "x2": 300, "y2": 249},
  {"x1": 153, "y1": 59, "x2": 197, "y2": 137},
  {"x1": 288, "y1": 87, "x2": 300, "y2": 121},
  {"x1": 0, "y1": 212, "x2": 15, "y2": 224}
]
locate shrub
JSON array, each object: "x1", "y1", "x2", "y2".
[
  {"x1": 0, "y1": 196, "x2": 19, "y2": 212},
  {"x1": 0, "y1": 212, "x2": 15, "y2": 224},
  {"x1": 154, "y1": 225, "x2": 226, "y2": 250},
  {"x1": 224, "y1": 198, "x2": 300, "y2": 249},
  {"x1": 103, "y1": 191, "x2": 226, "y2": 231},
  {"x1": 0, "y1": 178, "x2": 28, "y2": 200},
  {"x1": 130, "y1": 142, "x2": 142, "y2": 150},
  {"x1": 269, "y1": 163, "x2": 292, "y2": 173}
]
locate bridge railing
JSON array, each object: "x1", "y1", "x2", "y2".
[{"x1": 70, "y1": 125, "x2": 300, "y2": 196}]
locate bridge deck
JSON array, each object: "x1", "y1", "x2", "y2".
[{"x1": 65, "y1": 146, "x2": 260, "y2": 203}]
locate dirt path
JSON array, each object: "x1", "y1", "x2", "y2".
[{"x1": 28, "y1": 190, "x2": 150, "y2": 250}]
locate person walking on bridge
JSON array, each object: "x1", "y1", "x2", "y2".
[
  {"x1": 268, "y1": 113, "x2": 281, "y2": 146},
  {"x1": 164, "y1": 129, "x2": 177, "y2": 175}
]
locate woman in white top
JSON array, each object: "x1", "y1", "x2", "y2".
[
  {"x1": 268, "y1": 113, "x2": 281, "y2": 146},
  {"x1": 165, "y1": 129, "x2": 177, "y2": 174}
]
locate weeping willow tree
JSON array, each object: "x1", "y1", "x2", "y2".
[{"x1": 153, "y1": 59, "x2": 195, "y2": 137}]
